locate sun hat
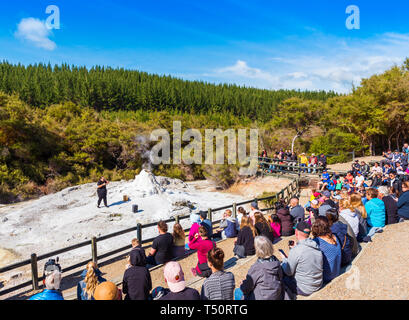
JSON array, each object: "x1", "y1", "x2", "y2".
[{"x1": 164, "y1": 261, "x2": 186, "y2": 293}]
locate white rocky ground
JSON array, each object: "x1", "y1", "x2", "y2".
[{"x1": 0, "y1": 170, "x2": 247, "y2": 269}]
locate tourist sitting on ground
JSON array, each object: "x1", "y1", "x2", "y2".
[
  {"x1": 349, "y1": 193, "x2": 368, "y2": 242},
  {"x1": 354, "y1": 171, "x2": 366, "y2": 189},
  {"x1": 351, "y1": 160, "x2": 361, "y2": 175},
  {"x1": 269, "y1": 214, "x2": 281, "y2": 238},
  {"x1": 385, "y1": 171, "x2": 402, "y2": 194},
  {"x1": 397, "y1": 181, "x2": 409, "y2": 222},
  {"x1": 378, "y1": 186, "x2": 399, "y2": 225},
  {"x1": 289, "y1": 197, "x2": 305, "y2": 223},
  {"x1": 29, "y1": 260, "x2": 64, "y2": 300},
  {"x1": 199, "y1": 210, "x2": 213, "y2": 239},
  {"x1": 364, "y1": 188, "x2": 386, "y2": 239},
  {"x1": 188, "y1": 212, "x2": 202, "y2": 243},
  {"x1": 236, "y1": 206, "x2": 247, "y2": 224},
  {"x1": 201, "y1": 248, "x2": 235, "y2": 300},
  {"x1": 318, "y1": 170, "x2": 331, "y2": 190},
  {"x1": 276, "y1": 202, "x2": 294, "y2": 237},
  {"x1": 279, "y1": 221, "x2": 323, "y2": 297},
  {"x1": 94, "y1": 281, "x2": 122, "y2": 300},
  {"x1": 338, "y1": 198, "x2": 359, "y2": 238},
  {"x1": 371, "y1": 172, "x2": 383, "y2": 188},
  {"x1": 235, "y1": 236, "x2": 283, "y2": 300},
  {"x1": 318, "y1": 190, "x2": 337, "y2": 216},
  {"x1": 122, "y1": 245, "x2": 152, "y2": 300},
  {"x1": 360, "y1": 161, "x2": 370, "y2": 178},
  {"x1": 77, "y1": 261, "x2": 107, "y2": 300},
  {"x1": 146, "y1": 221, "x2": 174, "y2": 266},
  {"x1": 311, "y1": 217, "x2": 342, "y2": 284},
  {"x1": 249, "y1": 201, "x2": 259, "y2": 224},
  {"x1": 188, "y1": 226, "x2": 215, "y2": 277},
  {"x1": 158, "y1": 261, "x2": 200, "y2": 300},
  {"x1": 217, "y1": 209, "x2": 239, "y2": 239},
  {"x1": 172, "y1": 223, "x2": 186, "y2": 259},
  {"x1": 254, "y1": 211, "x2": 275, "y2": 242},
  {"x1": 369, "y1": 162, "x2": 382, "y2": 180},
  {"x1": 325, "y1": 208, "x2": 356, "y2": 267},
  {"x1": 234, "y1": 216, "x2": 256, "y2": 259}
]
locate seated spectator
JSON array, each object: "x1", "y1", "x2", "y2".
[
  {"x1": 276, "y1": 204, "x2": 294, "y2": 236},
  {"x1": 279, "y1": 221, "x2": 323, "y2": 297},
  {"x1": 385, "y1": 171, "x2": 402, "y2": 194},
  {"x1": 360, "y1": 161, "x2": 370, "y2": 178},
  {"x1": 234, "y1": 216, "x2": 256, "y2": 258},
  {"x1": 236, "y1": 206, "x2": 247, "y2": 223},
  {"x1": 378, "y1": 186, "x2": 398, "y2": 225},
  {"x1": 318, "y1": 170, "x2": 331, "y2": 190},
  {"x1": 188, "y1": 212, "x2": 202, "y2": 243},
  {"x1": 254, "y1": 212, "x2": 275, "y2": 242},
  {"x1": 364, "y1": 188, "x2": 386, "y2": 238},
  {"x1": 249, "y1": 201, "x2": 259, "y2": 224},
  {"x1": 371, "y1": 172, "x2": 383, "y2": 188},
  {"x1": 311, "y1": 217, "x2": 342, "y2": 284},
  {"x1": 318, "y1": 190, "x2": 336, "y2": 216},
  {"x1": 29, "y1": 260, "x2": 64, "y2": 300},
  {"x1": 158, "y1": 262, "x2": 200, "y2": 300},
  {"x1": 188, "y1": 226, "x2": 215, "y2": 277},
  {"x1": 172, "y1": 223, "x2": 186, "y2": 259},
  {"x1": 94, "y1": 281, "x2": 122, "y2": 300},
  {"x1": 146, "y1": 221, "x2": 174, "y2": 266},
  {"x1": 235, "y1": 236, "x2": 283, "y2": 300},
  {"x1": 369, "y1": 162, "x2": 382, "y2": 179},
  {"x1": 77, "y1": 261, "x2": 107, "y2": 300},
  {"x1": 349, "y1": 193, "x2": 368, "y2": 242},
  {"x1": 217, "y1": 209, "x2": 239, "y2": 239},
  {"x1": 269, "y1": 214, "x2": 281, "y2": 238},
  {"x1": 199, "y1": 210, "x2": 213, "y2": 239},
  {"x1": 338, "y1": 198, "x2": 359, "y2": 238},
  {"x1": 122, "y1": 246, "x2": 152, "y2": 300},
  {"x1": 397, "y1": 181, "x2": 409, "y2": 221},
  {"x1": 289, "y1": 197, "x2": 305, "y2": 223},
  {"x1": 354, "y1": 171, "x2": 365, "y2": 189},
  {"x1": 201, "y1": 248, "x2": 235, "y2": 300}
]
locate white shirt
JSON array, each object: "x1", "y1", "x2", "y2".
[{"x1": 355, "y1": 175, "x2": 365, "y2": 187}]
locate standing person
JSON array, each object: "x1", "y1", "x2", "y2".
[
  {"x1": 201, "y1": 248, "x2": 235, "y2": 300},
  {"x1": 158, "y1": 262, "x2": 200, "y2": 300},
  {"x1": 172, "y1": 223, "x2": 186, "y2": 259},
  {"x1": 77, "y1": 261, "x2": 107, "y2": 300},
  {"x1": 397, "y1": 181, "x2": 409, "y2": 221},
  {"x1": 311, "y1": 217, "x2": 342, "y2": 284},
  {"x1": 378, "y1": 186, "x2": 398, "y2": 225},
  {"x1": 146, "y1": 221, "x2": 174, "y2": 266},
  {"x1": 364, "y1": 188, "x2": 386, "y2": 238},
  {"x1": 254, "y1": 212, "x2": 275, "y2": 242},
  {"x1": 188, "y1": 226, "x2": 215, "y2": 277},
  {"x1": 29, "y1": 261, "x2": 64, "y2": 300},
  {"x1": 279, "y1": 221, "x2": 323, "y2": 297},
  {"x1": 234, "y1": 216, "x2": 256, "y2": 259},
  {"x1": 96, "y1": 176, "x2": 109, "y2": 208},
  {"x1": 122, "y1": 247, "x2": 152, "y2": 300},
  {"x1": 234, "y1": 236, "x2": 283, "y2": 300}
]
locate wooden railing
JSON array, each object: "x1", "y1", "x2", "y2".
[{"x1": 0, "y1": 178, "x2": 300, "y2": 298}]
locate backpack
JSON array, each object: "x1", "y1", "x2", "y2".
[{"x1": 331, "y1": 222, "x2": 353, "y2": 267}]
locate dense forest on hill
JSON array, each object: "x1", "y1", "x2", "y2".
[
  {"x1": 0, "y1": 62, "x2": 336, "y2": 119},
  {"x1": 1, "y1": 60, "x2": 409, "y2": 203}
]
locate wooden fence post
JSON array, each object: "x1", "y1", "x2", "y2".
[
  {"x1": 232, "y1": 203, "x2": 237, "y2": 218},
  {"x1": 137, "y1": 223, "x2": 142, "y2": 244},
  {"x1": 30, "y1": 253, "x2": 39, "y2": 291},
  {"x1": 91, "y1": 237, "x2": 98, "y2": 264},
  {"x1": 175, "y1": 215, "x2": 180, "y2": 224}
]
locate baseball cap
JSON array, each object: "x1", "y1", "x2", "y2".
[
  {"x1": 313, "y1": 192, "x2": 321, "y2": 198},
  {"x1": 293, "y1": 221, "x2": 311, "y2": 234},
  {"x1": 199, "y1": 210, "x2": 207, "y2": 219},
  {"x1": 94, "y1": 281, "x2": 120, "y2": 300},
  {"x1": 323, "y1": 191, "x2": 331, "y2": 198},
  {"x1": 251, "y1": 201, "x2": 259, "y2": 210},
  {"x1": 164, "y1": 261, "x2": 186, "y2": 293}
]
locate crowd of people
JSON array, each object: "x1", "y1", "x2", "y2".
[{"x1": 29, "y1": 146, "x2": 409, "y2": 301}]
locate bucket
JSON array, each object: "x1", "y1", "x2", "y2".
[
  {"x1": 132, "y1": 204, "x2": 138, "y2": 213},
  {"x1": 123, "y1": 195, "x2": 129, "y2": 202}
]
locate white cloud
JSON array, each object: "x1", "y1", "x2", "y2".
[{"x1": 15, "y1": 18, "x2": 56, "y2": 51}]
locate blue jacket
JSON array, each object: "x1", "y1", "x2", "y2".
[
  {"x1": 365, "y1": 198, "x2": 386, "y2": 228},
  {"x1": 397, "y1": 191, "x2": 409, "y2": 219},
  {"x1": 29, "y1": 289, "x2": 64, "y2": 300},
  {"x1": 77, "y1": 268, "x2": 107, "y2": 300},
  {"x1": 225, "y1": 218, "x2": 238, "y2": 238}
]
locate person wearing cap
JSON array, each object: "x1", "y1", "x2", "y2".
[
  {"x1": 278, "y1": 221, "x2": 323, "y2": 297},
  {"x1": 199, "y1": 210, "x2": 213, "y2": 239},
  {"x1": 122, "y1": 245, "x2": 152, "y2": 300},
  {"x1": 299, "y1": 153, "x2": 308, "y2": 173},
  {"x1": 94, "y1": 281, "x2": 122, "y2": 300},
  {"x1": 29, "y1": 263, "x2": 64, "y2": 300},
  {"x1": 159, "y1": 262, "x2": 200, "y2": 300},
  {"x1": 318, "y1": 191, "x2": 336, "y2": 217}
]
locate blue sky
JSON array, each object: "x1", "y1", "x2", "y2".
[{"x1": 1, "y1": 0, "x2": 409, "y2": 93}]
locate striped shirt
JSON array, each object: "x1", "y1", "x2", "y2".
[{"x1": 200, "y1": 271, "x2": 235, "y2": 300}]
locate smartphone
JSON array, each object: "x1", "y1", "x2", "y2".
[{"x1": 278, "y1": 249, "x2": 287, "y2": 258}]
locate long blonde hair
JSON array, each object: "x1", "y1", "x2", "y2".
[
  {"x1": 240, "y1": 216, "x2": 256, "y2": 236},
  {"x1": 350, "y1": 193, "x2": 367, "y2": 219},
  {"x1": 84, "y1": 261, "x2": 100, "y2": 299}
]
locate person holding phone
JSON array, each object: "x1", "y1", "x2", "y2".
[
  {"x1": 97, "y1": 176, "x2": 109, "y2": 208},
  {"x1": 279, "y1": 221, "x2": 323, "y2": 298}
]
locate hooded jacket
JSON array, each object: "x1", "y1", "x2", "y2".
[
  {"x1": 281, "y1": 239, "x2": 323, "y2": 296},
  {"x1": 219, "y1": 217, "x2": 239, "y2": 238},
  {"x1": 77, "y1": 267, "x2": 107, "y2": 300},
  {"x1": 365, "y1": 198, "x2": 386, "y2": 228},
  {"x1": 331, "y1": 221, "x2": 353, "y2": 267},
  {"x1": 339, "y1": 209, "x2": 359, "y2": 237},
  {"x1": 276, "y1": 208, "x2": 294, "y2": 235},
  {"x1": 122, "y1": 248, "x2": 152, "y2": 300},
  {"x1": 397, "y1": 190, "x2": 409, "y2": 219},
  {"x1": 240, "y1": 255, "x2": 283, "y2": 300}
]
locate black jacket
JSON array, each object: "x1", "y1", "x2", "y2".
[
  {"x1": 382, "y1": 195, "x2": 398, "y2": 225},
  {"x1": 236, "y1": 226, "x2": 255, "y2": 256},
  {"x1": 122, "y1": 248, "x2": 152, "y2": 300}
]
